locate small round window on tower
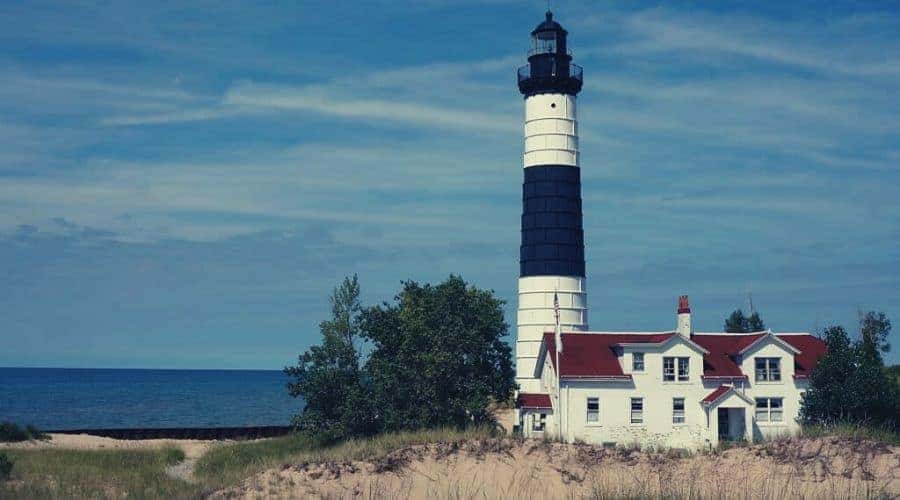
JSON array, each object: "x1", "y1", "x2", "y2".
[{"x1": 551, "y1": 103, "x2": 556, "y2": 108}]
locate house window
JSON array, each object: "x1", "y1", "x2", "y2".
[
  {"x1": 631, "y1": 397, "x2": 644, "y2": 424},
  {"x1": 673, "y1": 398, "x2": 685, "y2": 424},
  {"x1": 755, "y1": 398, "x2": 783, "y2": 423},
  {"x1": 663, "y1": 357, "x2": 675, "y2": 381},
  {"x1": 678, "y1": 357, "x2": 689, "y2": 381},
  {"x1": 633, "y1": 352, "x2": 645, "y2": 372},
  {"x1": 532, "y1": 413, "x2": 546, "y2": 431},
  {"x1": 755, "y1": 358, "x2": 781, "y2": 382},
  {"x1": 663, "y1": 357, "x2": 689, "y2": 381},
  {"x1": 586, "y1": 397, "x2": 599, "y2": 423}
]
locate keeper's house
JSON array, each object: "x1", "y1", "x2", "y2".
[{"x1": 516, "y1": 296, "x2": 826, "y2": 449}]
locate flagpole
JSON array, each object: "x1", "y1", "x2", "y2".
[
  {"x1": 554, "y1": 291, "x2": 562, "y2": 440},
  {"x1": 556, "y1": 326, "x2": 561, "y2": 439}
]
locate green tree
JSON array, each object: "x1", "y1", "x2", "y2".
[
  {"x1": 800, "y1": 326, "x2": 857, "y2": 423},
  {"x1": 361, "y1": 275, "x2": 515, "y2": 432},
  {"x1": 284, "y1": 275, "x2": 376, "y2": 443},
  {"x1": 859, "y1": 311, "x2": 891, "y2": 364},
  {"x1": 724, "y1": 309, "x2": 766, "y2": 333},
  {"x1": 801, "y1": 312, "x2": 899, "y2": 428},
  {"x1": 852, "y1": 312, "x2": 897, "y2": 425},
  {"x1": 0, "y1": 452, "x2": 11, "y2": 481},
  {"x1": 747, "y1": 312, "x2": 765, "y2": 332}
]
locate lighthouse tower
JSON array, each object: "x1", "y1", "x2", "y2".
[{"x1": 516, "y1": 12, "x2": 587, "y2": 392}]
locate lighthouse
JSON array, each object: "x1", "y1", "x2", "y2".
[{"x1": 516, "y1": 11, "x2": 587, "y2": 392}]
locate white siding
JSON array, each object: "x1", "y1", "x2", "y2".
[{"x1": 534, "y1": 334, "x2": 811, "y2": 449}]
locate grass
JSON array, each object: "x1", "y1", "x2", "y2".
[
  {"x1": 0, "y1": 446, "x2": 200, "y2": 499},
  {"x1": 194, "y1": 426, "x2": 498, "y2": 490},
  {"x1": 800, "y1": 423, "x2": 900, "y2": 446},
  {"x1": 0, "y1": 452, "x2": 12, "y2": 480},
  {"x1": 0, "y1": 422, "x2": 50, "y2": 443},
  {"x1": 1, "y1": 423, "x2": 895, "y2": 498}
]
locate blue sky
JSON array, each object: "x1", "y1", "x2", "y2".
[{"x1": 1, "y1": 1, "x2": 898, "y2": 369}]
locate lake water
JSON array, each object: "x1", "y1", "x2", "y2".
[{"x1": 0, "y1": 368, "x2": 302, "y2": 430}]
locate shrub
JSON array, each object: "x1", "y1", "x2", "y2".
[
  {"x1": 0, "y1": 452, "x2": 12, "y2": 481},
  {"x1": 0, "y1": 422, "x2": 49, "y2": 443}
]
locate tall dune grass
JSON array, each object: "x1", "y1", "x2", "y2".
[
  {"x1": 801, "y1": 423, "x2": 900, "y2": 445},
  {"x1": 195, "y1": 426, "x2": 498, "y2": 490},
  {"x1": 0, "y1": 446, "x2": 197, "y2": 499}
]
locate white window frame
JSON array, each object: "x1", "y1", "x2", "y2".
[
  {"x1": 663, "y1": 357, "x2": 689, "y2": 382},
  {"x1": 532, "y1": 412, "x2": 547, "y2": 432},
  {"x1": 663, "y1": 357, "x2": 675, "y2": 381},
  {"x1": 672, "y1": 397, "x2": 685, "y2": 424},
  {"x1": 630, "y1": 397, "x2": 644, "y2": 424},
  {"x1": 755, "y1": 398, "x2": 783, "y2": 423},
  {"x1": 632, "y1": 352, "x2": 645, "y2": 372},
  {"x1": 677, "y1": 357, "x2": 690, "y2": 381},
  {"x1": 586, "y1": 397, "x2": 600, "y2": 424},
  {"x1": 755, "y1": 357, "x2": 782, "y2": 382}
]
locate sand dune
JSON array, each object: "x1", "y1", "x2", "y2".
[{"x1": 211, "y1": 437, "x2": 899, "y2": 499}]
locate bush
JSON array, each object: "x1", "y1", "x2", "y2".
[
  {"x1": 802, "y1": 423, "x2": 900, "y2": 446},
  {"x1": 0, "y1": 452, "x2": 12, "y2": 481},
  {"x1": 0, "y1": 422, "x2": 49, "y2": 443}
]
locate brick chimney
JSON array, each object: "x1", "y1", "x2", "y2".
[{"x1": 677, "y1": 295, "x2": 692, "y2": 337}]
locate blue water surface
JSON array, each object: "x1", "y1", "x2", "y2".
[{"x1": 0, "y1": 368, "x2": 302, "y2": 430}]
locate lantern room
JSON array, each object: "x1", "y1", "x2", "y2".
[{"x1": 518, "y1": 11, "x2": 583, "y2": 97}]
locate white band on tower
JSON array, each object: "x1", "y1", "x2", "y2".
[{"x1": 524, "y1": 94, "x2": 579, "y2": 168}]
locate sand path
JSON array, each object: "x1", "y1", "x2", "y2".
[{"x1": 1, "y1": 433, "x2": 218, "y2": 482}]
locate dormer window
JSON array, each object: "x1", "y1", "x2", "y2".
[
  {"x1": 663, "y1": 357, "x2": 689, "y2": 382},
  {"x1": 632, "y1": 352, "x2": 645, "y2": 372},
  {"x1": 755, "y1": 358, "x2": 781, "y2": 382}
]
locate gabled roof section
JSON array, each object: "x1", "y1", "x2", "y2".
[
  {"x1": 541, "y1": 331, "x2": 676, "y2": 379},
  {"x1": 737, "y1": 330, "x2": 801, "y2": 356},
  {"x1": 535, "y1": 331, "x2": 825, "y2": 381},
  {"x1": 517, "y1": 393, "x2": 553, "y2": 409},
  {"x1": 701, "y1": 385, "x2": 755, "y2": 407},
  {"x1": 779, "y1": 334, "x2": 827, "y2": 378},
  {"x1": 692, "y1": 332, "x2": 822, "y2": 379},
  {"x1": 692, "y1": 333, "x2": 764, "y2": 379}
]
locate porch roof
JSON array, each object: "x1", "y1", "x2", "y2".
[
  {"x1": 517, "y1": 392, "x2": 553, "y2": 409},
  {"x1": 700, "y1": 385, "x2": 755, "y2": 407}
]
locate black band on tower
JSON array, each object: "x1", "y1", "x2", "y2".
[{"x1": 520, "y1": 165, "x2": 585, "y2": 277}]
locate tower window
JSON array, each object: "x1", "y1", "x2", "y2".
[{"x1": 550, "y1": 103, "x2": 556, "y2": 108}]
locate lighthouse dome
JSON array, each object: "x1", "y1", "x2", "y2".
[{"x1": 532, "y1": 11, "x2": 566, "y2": 36}]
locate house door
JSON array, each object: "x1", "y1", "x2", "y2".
[{"x1": 717, "y1": 408, "x2": 730, "y2": 440}]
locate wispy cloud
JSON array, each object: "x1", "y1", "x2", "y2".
[
  {"x1": 1, "y1": 1, "x2": 898, "y2": 367},
  {"x1": 615, "y1": 9, "x2": 900, "y2": 79}
]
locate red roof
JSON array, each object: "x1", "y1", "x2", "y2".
[
  {"x1": 517, "y1": 393, "x2": 552, "y2": 409},
  {"x1": 540, "y1": 332, "x2": 825, "y2": 380},
  {"x1": 542, "y1": 332, "x2": 676, "y2": 378},
  {"x1": 701, "y1": 385, "x2": 732, "y2": 404},
  {"x1": 780, "y1": 335, "x2": 827, "y2": 378},
  {"x1": 692, "y1": 334, "x2": 765, "y2": 378}
]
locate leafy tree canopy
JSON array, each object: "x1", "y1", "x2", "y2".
[
  {"x1": 724, "y1": 309, "x2": 766, "y2": 333},
  {"x1": 286, "y1": 275, "x2": 516, "y2": 441},
  {"x1": 284, "y1": 275, "x2": 376, "y2": 443},
  {"x1": 362, "y1": 275, "x2": 516, "y2": 432},
  {"x1": 801, "y1": 311, "x2": 899, "y2": 429}
]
